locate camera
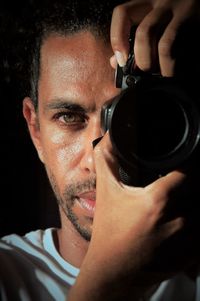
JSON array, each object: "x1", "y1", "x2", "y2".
[{"x1": 101, "y1": 33, "x2": 200, "y2": 186}]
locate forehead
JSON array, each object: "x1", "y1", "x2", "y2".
[{"x1": 38, "y1": 31, "x2": 118, "y2": 108}]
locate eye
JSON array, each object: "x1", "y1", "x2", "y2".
[{"x1": 53, "y1": 111, "x2": 87, "y2": 127}]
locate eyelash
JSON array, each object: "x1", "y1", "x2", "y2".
[{"x1": 53, "y1": 111, "x2": 88, "y2": 128}]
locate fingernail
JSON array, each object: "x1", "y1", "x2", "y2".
[{"x1": 114, "y1": 51, "x2": 126, "y2": 67}]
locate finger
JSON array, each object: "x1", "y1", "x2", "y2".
[
  {"x1": 155, "y1": 170, "x2": 186, "y2": 190},
  {"x1": 110, "y1": 4, "x2": 131, "y2": 66},
  {"x1": 134, "y1": 7, "x2": 172, "y2": 71},
  {"x1": 157, "y1": 216, "x2": 186, "y2": 240},
  {"x1": 146, "y1": 170, "x2": 186, "y2": 202},
  {"x1": 109, "y1": 54, "x2": 117, "y2": 69},
  {"x1": 158, "y1": 19, "x2": 198, "y2": 76},
  {"x1": 158, "y1": 0, "x2": 200, "y2": 76},
  {"x1": 110, "y1": 2, "x2": 152, "y2": 66},
  {"x1": 158, "y1": 17, "x2": 183, "y2": 76},
  {"x1": 94, "y1": 132, "x2": 121, "y2": 184}
]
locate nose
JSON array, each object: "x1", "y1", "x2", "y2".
[{"x1": 79, "y1": 118, "x2": 102, "y2": 174}]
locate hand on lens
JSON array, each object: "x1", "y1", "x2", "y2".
[
  {"x1": 69, "y1": 133, "x2": 200, "y2": 301},
  {"x1": 73, "y1": 133, "x2": 199, "y2": 300}
]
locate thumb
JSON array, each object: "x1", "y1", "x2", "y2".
[{"x1": 94, "y1": 132, "x2": 121, "y2": 185}]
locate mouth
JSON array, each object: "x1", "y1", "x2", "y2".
[{"x1": 76, "y1": 191, "x2": 96, "y2": 216}]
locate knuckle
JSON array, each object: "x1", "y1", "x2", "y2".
[
  {"x1": 174, "y1": 217, "x2": 185, "y2": 231},
  {"x1": 136, "y1": 23, "x2": 150, "y2": 42},
  {"x1": 134, "y1": 25, "x2": 152, "y2": 71},
  {"x1": 158, "y1": 29, "x2": 176, "y2": 57},
  {"x1": 144, "y1": 187, "x2": 169, "y2": 219},
  {"x1": 112, "y1": 4, "x2": 121, "y2": 15},
  {"x1": 136, "y1": 59, "x2": 151, "y2": 71},
  {"x1": 158, "y1": 38, "x2": 171, "y2": 57},
  {"x1": 112, "y1": 4, "x2": 127, "y2": 16},
  {"x1": 143, "y1": 193, "x2": 163, "y2": 221}
]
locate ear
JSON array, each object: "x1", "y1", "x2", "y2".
[{"x1": 23, "y1": 97, "x2": 44, "y2": 163}]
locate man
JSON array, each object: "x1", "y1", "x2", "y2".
[{"x1": 1, "y1": 0, "x2": 200, "y2": 300}]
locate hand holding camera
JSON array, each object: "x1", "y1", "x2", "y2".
[
  {"x1": 103, "y1": 7, "x2": 200, "y2": 186},
  {"x1": 102, "y1": 27, "x2": 200, "y2": 186},
  {"x1": 69, "y1": 2, "x2": 200, "y2": 301}
]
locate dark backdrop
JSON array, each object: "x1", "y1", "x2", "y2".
[
  {"x1": 0, "y1": 1, "x2": 60, "y2": 237},
  {"x1": 1, "y1": 1, "x2": 200, "y2": 237}
]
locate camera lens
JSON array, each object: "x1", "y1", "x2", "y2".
[
  {"x1": 113, "y1": 85, "x2": 188, "y2": 163},
  {"x1": 102, "y1": 77, "x2": 200, "y2": 185}
]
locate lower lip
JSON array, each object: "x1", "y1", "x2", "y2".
[{"x1": 78, "y1": 198, "x2": 96, "y2": 216}]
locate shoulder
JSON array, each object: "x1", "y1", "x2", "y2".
[
  {"x1": 0, "y1": 228, "x2": 74, "y2": 300},
  {"x1": 0, "y1": 227, "x2": 79, "y2": 281},
  {"x1": 0, "y1": 228, "x2": 57, "y2": 275},
  {"x1": 1, "y1": 227, "x2": 54, "y2": 249},
  {"x1": 0, "y1": 227, "x2": 62, "y2": 276}
]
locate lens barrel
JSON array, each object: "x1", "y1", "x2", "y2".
[{"x1": 101, "y1": 77, "x2": 200, "y2": 186}]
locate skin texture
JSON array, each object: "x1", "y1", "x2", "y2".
[
  {"x1": 23, "y1": 32, "x2": 120, "y2": 267},
  {"x1": 110, "y1": 0, "x2": 199, "y2": 75},
  {"x1": 23, "y1": 30, "x2": 200, "y2": 301},
  {"x1": 22, "y1": 0, "x2": 200, "y2": 300}
]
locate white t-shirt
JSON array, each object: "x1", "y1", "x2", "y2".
[
  {"x1": 0, "y1": 228, "x2": 78, "y2": 301},
  {"x1": 0, "y1": 228, "x2": 199, "y2": 301}
]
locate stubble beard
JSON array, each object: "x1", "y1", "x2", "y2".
[{"x1": 47, "y1": 170, "x2": 96, "y2": 241}]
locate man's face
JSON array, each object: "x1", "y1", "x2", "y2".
[{"x1": 25, "y1": 31, "x2": 119, "y2": 241}]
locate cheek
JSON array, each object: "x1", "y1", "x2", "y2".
[
  {"x1": 41, "y1": 128, "x2": 84, "y2": 173},
  {"x1": 56, "y1": 139, "x2": 83, "y2": 167}
]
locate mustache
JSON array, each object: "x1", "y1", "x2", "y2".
[{"x1": 63, "y1": 177, "x2": 96, "y2": 203}]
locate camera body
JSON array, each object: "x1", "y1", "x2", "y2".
[{"x1": 101, "y1": 52, "x2": 200, "y2": 186}]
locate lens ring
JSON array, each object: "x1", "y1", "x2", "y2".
[{"x1": 109, "y1": 78, "x2": 200, "y2": 172}]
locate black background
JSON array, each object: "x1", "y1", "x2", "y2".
[
  {"x1": 1, "y1": 1, "x2": 200, "y2": 237},
  {"x1": 0, "y1": 1, "x2": 60, "y2": 237}
]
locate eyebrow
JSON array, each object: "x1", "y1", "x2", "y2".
[{"x1": 44, "y1": 98, "x2": 95, "y2": 113}]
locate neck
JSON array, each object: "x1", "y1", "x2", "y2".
[{"x1": 56, "y1": 211, "x2": 89, "y2": 268}]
